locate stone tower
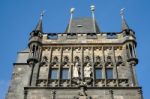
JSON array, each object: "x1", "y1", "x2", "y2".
[{"x1": 6, "y1": 7, "x2": 143, "y2": 99}]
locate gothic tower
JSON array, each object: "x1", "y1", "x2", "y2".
[{"x1": 6, "y1": 7, "x2": 143, "y2": 99}]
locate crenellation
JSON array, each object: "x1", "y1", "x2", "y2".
[{"x1": 6, "y1": 7, "x2": 143, "y2": 99}]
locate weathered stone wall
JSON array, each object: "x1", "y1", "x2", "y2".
[
  {"x1": 25, "y1": 88, "x2": 142, "y2": 99},
  {"x1": 6, "y1": 64, "x2": 30, "y2": 99}
]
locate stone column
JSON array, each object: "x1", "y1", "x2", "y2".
[
  {"x1": 92, "y1": 46, "x2": 95, "y2": 86},
  {"x1": 28, "y1": 61, "x2": 35, "y2": 86},
  {"x1": 112, "y1": 46, "x2": 119, "y2": 86},
  {"x1": 102, "y1": 46, "x2": 106, "y2": 86},
  {"x1": 58, "y1": 47, "x2": 63, "y2": 86},
  {"x1": 31, "y1": 63, "x2": 40, "y2": 86},
  {"x1": 47, "y1": 47, "x2": 52, "y2": 85},
  {"x1": 81, "y1": 47, "x2": 84, "y2": 80},
  {"x1": 130, "y1": 61, "x2": 138, "y2": 86},
  {"x1": 70, "y1": 46, "x2": 73, "y2": 86}
]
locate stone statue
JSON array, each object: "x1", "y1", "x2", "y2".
[
  {"x1": 41, "y1": 56, "x2": 48, "y2": 63},
  {"x1": 96, "y1": 56, "x2": 101, "y2": 62},
  {"x1": 63, "y1": 56, "x2": 69, "y2": 64},
  {"x1": 84, "y1": 63, "x2": 92, "y2": 78},
  {"x1": 41, "y1": 56, "x2": 48, "y2": 66},
  {"x1": 73, "y1": 62, "x2": 80, "y2": 78}
]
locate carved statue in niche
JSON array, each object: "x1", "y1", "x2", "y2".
[
  {"x1": 75, "y1": 56, "x2": 80, "y2": 63},
  {"x1": 107, "y1": 56, "x2": 112, "y2": 62},
  {"x1": 73, "y1": 62, "x2": 80, "y2": 78},
  {"x1": 106, "y1": 56, "x2": 113, "y2": 66},
  {"x1": 63, "y1": 56, "x2": 69, "y2": 64},
  {"x1": 52, "y1": 56, "x2": 58, "y2": 64},
  {"x1": 84, "y1": 63, "x2": 92, "y2": 78},
  {"x1": 85, "y1": 56, "x2": 90, "y2": 63},
  {"x1": 118, "y1": 56, "x2": 123, "y2": 62},
  {"x1": 79, "y1": 86, "x2": 87, "y2": 96},
  {"x1": 41, "y1": 56, "x2": 48, "y2": 65},
  {"x1": 95, "y1": 56, "x2": 101, "y2": 63},
  {"x1": 117, "y1": 56, "x2": 124, "y2": 66}
]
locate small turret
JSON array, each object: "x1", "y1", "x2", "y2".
[
  {"x1": 121, "y1": 8, "x2": 129, "y2": 30},
  {"x1": 120, "y1": 8, "x2": 135, "y2": 37},
  {"x1": 27, "y1": 11, "x2": 45, "y2": 64}
]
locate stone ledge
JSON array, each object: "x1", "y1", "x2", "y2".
[{"x1": 24, "y1": 86, "x2": 142, "y2": 90}]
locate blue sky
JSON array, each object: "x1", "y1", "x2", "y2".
[{"x1": 0, "y1": 0, "x2": 150, "y2": 99}]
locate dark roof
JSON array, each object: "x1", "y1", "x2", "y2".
[
  {"x1": 65, "y1": 17, "x2": 100, "y2": 33},
  {"x1": 35, "y1": 19, "x2": 43, "y2": 32},
  {"x1": 122, "y1": 18, "x2": 129, "y2": 30}
]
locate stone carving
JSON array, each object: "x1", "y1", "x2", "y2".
[
  {"x1": 37, "y1": 80, "x2": 47, "y2": 87},
  {"x1": 75, "y1": 56, "x2": 80, "y2": 63},
  {"x1": 51, "y1": 90, "x2": 56, "y2": 99},
  {"x1": 95, "y1": 80, "x2": 105, "y2": 87},
  {"x1": 78, "y1": 82, "x2": 87, "y2": 96},
  {"x1": 95, "y1": 56, "x2": 102, "y2": 66},
  {"x1": 106, "y1": 56, "x2": 113, "y2": 66},
  {"x1": 79, "y1": 87, "x2": 87, "y2": 96},
  {"x1": 118, "y1": 56, "x2": 123, "y2": 61},
  {"x1": 116, "y1": 56, "x2": 124, "y2": 66},
  {"x1": 119, "y1": 79, "x2": 129, "y2": 87},
  {"x1": 95, "y1": 56, "x2": 101, "y2": 63},
  {"x1": 40, "y1": 56, "x2": 48, "y2": 66},
  {"x1": 41, "y1": 56, "x2": 48, "y2": 63},
  {"x1": 52, "y1": 56, "x2": 58, "y2": 65},
  {"x1": 73, "y1": 62, "x2": 80, "y2": 78},
  {"x1": 84, "y1": 63, "x2": 92, "y2": 78},
  {"x1": 107, "y1": 79, "x2": 117, "y2": 87},
  {"x1": 51, "y1": 81, "x2": 58, "y2": 87},
  {"x1": 63, "y1": 56, "x2": 69, "y2": 64},
  {"x1": 107, "y1": 56, "x2": 112, "y2": 63},
  {"x1": 62, "y1": 81, "x2": 69, "y2": 87},
  {"x1": 85, "y1": 56, "x2": 90, "y2": 63}
]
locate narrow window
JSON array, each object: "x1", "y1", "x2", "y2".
[
  {"x1": 62, "y1": 68, "x2": 69, "y2": 79},
  {"x1": 95, "y1": 68, "x2": 102, "y2": 79},
  {"x1": 129, "y1": 44, "x2": 133, "y2": 57},
  {"x1": 126, "y1": 45, "x2": 130, "y2": 58},
  {"x1": 106, "y1": 68, "x2": 113, "y2": 79},
  {"x1": 50, "y1": 69, "x2": 58, "y2": 80}
]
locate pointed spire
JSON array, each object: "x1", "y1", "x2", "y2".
[
  {"x1": 35, "y1": 11, "x2": 45, "y2": 32},
  {"x1": 68, "y1": 8, "x2": 75, "y2": 33},
  {"x1": 90, "y1": 5, "x2": 96, "y2": 33},
  {"x1": 120, "y1": 8, "x2": 129, "y2": 30}
]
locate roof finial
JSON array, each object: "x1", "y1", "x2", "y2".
[
  {"x1": 68, "y1": 8, "x2": 75, "y2": 33},
  {"x1": 70, "y1": 8, "x2": 75, "y2": 14},
  {"x1": 120, "y1": 8, "x2": 129, "y2": 30},
  {"x1": 120, "y1": 8, "x2": 125, "y2": 19},
  {"x1": 40, "y1": 10, "x2": 45, "y2": 20},
  {"x1": 90, "y1": 5, "x2": 96, "y2": 33},
  {"x1": 35, "y1": 10, "x2": 45, "y2": 32},
  {"x1": 90, "y1": 5, "x2": 95, "y2": 11}
]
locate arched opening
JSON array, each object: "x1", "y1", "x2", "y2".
[
  {"x1": 126, "y1": 45, "x2": 130, "y2": 58},
  {"x1": 129, "y1": 44, "x2": 133, "y2": 57}
]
